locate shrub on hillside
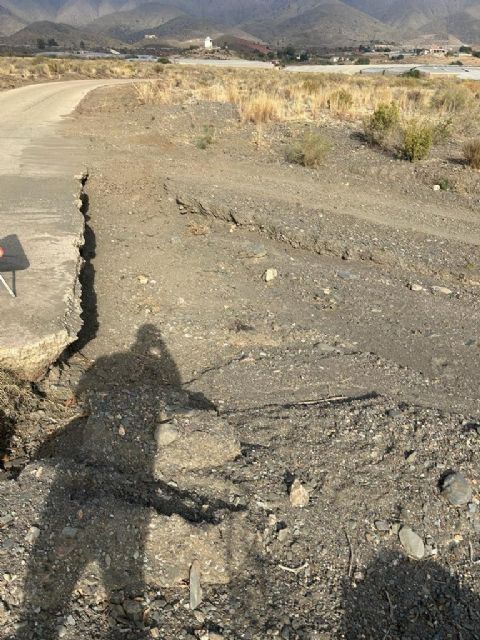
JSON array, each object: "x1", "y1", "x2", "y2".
[
  {"x1": 195, "y1": 125, "x2": 215, "y2": 149},
  {"x1": 364, "y1": 102, "x2": 400, "y2": 144},
  {"x1": 286, "y1": 132, "x2": 330, "y2": 167},
  {"x1": 400, "y1": 119, "x2": 434, "y2": 162},
  {"x1": 463, "y1": 139, "x2": 480, "y2": 169}
]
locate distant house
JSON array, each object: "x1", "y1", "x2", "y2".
[
  {"x1": 144, "y1": 34, "x2": 157, "y2": 40},
  {"x1": 205, "y1": 37, "x2": 213, "y2": 50},
  {"x1": 430, "y1": 45, "x2": 448, "y2": 55}
]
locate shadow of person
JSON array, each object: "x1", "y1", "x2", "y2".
[
  {"x1": 0, "y1": 234, "x2": 29, "y2": 297},
  {"x1": 16, "y1": 324, "x2": 224, "y2": 639},
  {"x1": 343, "y1": 550, "x2": 480, "y2": 639}
]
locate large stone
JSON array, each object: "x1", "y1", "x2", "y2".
[
  {"x1": 441, "y1": 472, "x2": 472, "y2": 506},
  {"x1": 399, "y1": 526, "x2": 425, "y2": 559}
]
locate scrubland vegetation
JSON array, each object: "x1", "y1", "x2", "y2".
[
  {"x1": 2, "y1": 55, "x2": 480, "y2": 166},
  {"x1": 132, "y1": 65, "x2": 480, "y2": 164},
  {"x1": 0, "y1": 55, "x2": 161, "y2": 83}
]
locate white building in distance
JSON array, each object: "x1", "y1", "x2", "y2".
[{"x1": 205, "y1": 36, "x2": 213, "y2": 49}]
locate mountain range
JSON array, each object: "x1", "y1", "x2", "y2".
[{"x1": 2, "y1": 0, "x2": 480, "y2": 47}]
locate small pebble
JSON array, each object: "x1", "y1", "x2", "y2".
[
  {"x1": 431, "y1": 285, "x2": 452, "y2": 295},
  {"x1": 264, "y1": 268, "x2": 278, "y2": 283},
  {"x1": 374, "y1": 520, "x2": 390, "y2": 532},
  {"x1": 289, "y1": 479, "x2": 310, "y2": 508},
  {"x1": 189, "y1": 560, "x2": 202, "y2": 610}
]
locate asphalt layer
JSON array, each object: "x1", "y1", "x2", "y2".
[{"x1": 0, "y1": 80, "x2": 132, "y2": 379}]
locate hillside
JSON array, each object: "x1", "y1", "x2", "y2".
[
  {"x1": 0, "y1": 5, "x2": 26, "y2": 36},
  {"x1": 86, "y1": 2, "x2": 186, "y2": 41},
  {"x1": 6, "y1": 20, "x2": 122, "y2": 48},
  {"x1": 3, "y1": 0, "x2": 480, "y2": 47},
  {"x1": 243, "y1": 0, "x2": 396, "y2": 46}
]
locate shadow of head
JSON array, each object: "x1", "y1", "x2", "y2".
[
  {"x1": 343, "y1": 550, "x2": 480, "y2": 639},
  {"x1": 0, "y1": 234, "x2": 29, "y2": 273},
  {"x1": 76, "y1": 323, "x2": 182, "y2": 395}
]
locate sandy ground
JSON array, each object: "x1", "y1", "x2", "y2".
[{"x1": 1, "y1": 83, "x2": 480, "y2": 639}]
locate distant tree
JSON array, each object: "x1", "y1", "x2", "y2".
[
  {"x1": 279, "y1": 44, "x2": 296, "y2": 61},
  {"x1": 473, "y1": 50, "x2": 480, "y2": 58},
  {"x1": 37, "y1": 38, "x2": 46, "y2": 50},
  {"x1": 80, "y1": 40, "x2": 85, "y2": 50},
  {"x1": 459, "y1": 45, "x2": 472, "y2": 54},
  {"x1": 403, "y1": 68, "x2": 421, "y2": 78},
  {"x1": 47, "y1": 38, "x2": 59, "y2": 47},
  {"x1": 299, "y1": 51, "x2": 309, "y2": 62}
]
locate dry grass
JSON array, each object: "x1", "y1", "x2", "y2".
[
  {"x1": 240, "y1": 92, "x2": 283, "y2": 123},
  {"x1": 0, "y1": 55, "x2": 163, "y2": 85},
  {"x1": 125, "y1": 64, "x2": 480, "y2": 141},
  {"x1": 3, "y1": 56, "x2": 479, "y2": 134},
  {"x1": 0, "y1": 369, "x2": 35, "y2": 424},
  {"x1": 2, "y1": 55, "x2": 479, "y2": 150},
  {"x1": 464, "y1": 139, "x2": 480, "y2": 169}
]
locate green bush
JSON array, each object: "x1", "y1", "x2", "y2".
[
  {"x1": 364, "y1": 102, "x2": 400, "y2": 144},
  {"x1": 463, "y1": 139, "x2": 480, "y2": 169},
  {"x1": 286, "y1": 132, "x2": 330, "y2": 167},
  {"x1": 400, "y1": 120, "x2": 434, "y2": 162},
  {"x1": 157, "y1": 57, "x2": 171, "y2": 64}
]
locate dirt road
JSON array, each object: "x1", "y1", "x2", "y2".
[{"x1": 1, "y1": 82, "x2": 480, "y2": 639}]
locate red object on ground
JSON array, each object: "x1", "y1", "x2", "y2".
[{"x1": 0, "y1": 246, "x2": 4, "y2": 258}]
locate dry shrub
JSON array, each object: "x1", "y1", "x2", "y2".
[
  {"x1": 432, "y1": 82, "x2": 472, "y2": 113},
  {"x1": 328, "y1": 88, "x2": 354, "y2": 113},
  {"x1": 286, "y1": 132, "x2": 330, "y2": 167},
  {"x1": 0, "y1": 370, "x2": 35, "y2": 441},
  {"x1": 195, "y1": 124, "x2": 215, "y2": 149},
  {"x1": 464, "y1": 139, "x2": 480, "y2": 169},
  {"x1": 133, "y1": 80, "x2": 175, "y2": 105}
]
